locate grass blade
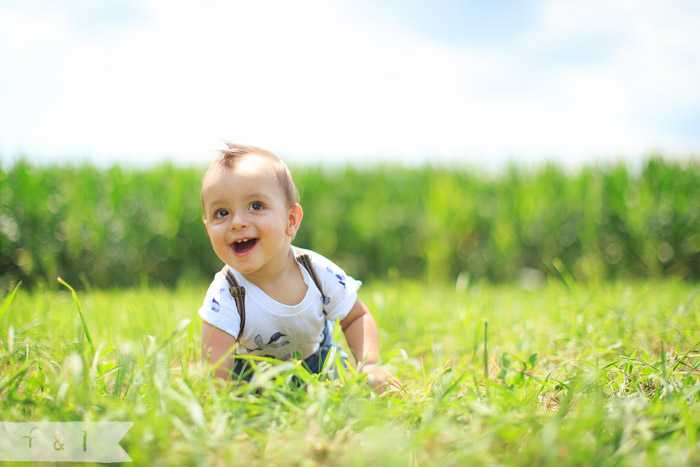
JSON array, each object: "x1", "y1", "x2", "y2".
[
  {"x1": 672, "y1": 338, "x2": 700, "y2": 372},
  {"x1": 0, "y1": 281, "x2": 21, "y2": 321},
  {"x1": 57, "y1": 277, "x2": 95, "y2": 357},
  {"x1": 483, "y1": 319, "x2": 489, "y2": 379}
]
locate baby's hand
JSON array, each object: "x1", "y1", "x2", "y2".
[{"x1": 360, "y1": 364, "x2": 404, "y2": 395}]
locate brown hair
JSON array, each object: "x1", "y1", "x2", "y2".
[{"x1": 201, "y1": 142, "x2": 300, "y2": 208}]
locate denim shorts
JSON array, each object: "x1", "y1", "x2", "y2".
[{"x1": 231, "y1": 344, "x2": 348, "y2": 381}]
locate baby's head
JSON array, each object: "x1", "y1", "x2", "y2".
[
  {"x1": 200, "y1": 144, "x2": 304, "y2": 272},
  {"x1": 201, "y1": 142, "x2": 299, "y2": 210}
]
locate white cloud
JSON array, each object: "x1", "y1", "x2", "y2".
[{"x1": 0, "y1": 0, "x2": 698, "y2": 168}]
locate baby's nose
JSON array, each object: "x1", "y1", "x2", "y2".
[{"x1": 229, "y1": 211, "x2": 248, "y2": 230}]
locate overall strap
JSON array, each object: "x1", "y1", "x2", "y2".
[
  {"x1": 223, "y1": 251, "x2": 327, "y2": 342},
  {"x1": 223, "y1": 266, "x2": 246, "y2": 342},
  {"x1": 295, "y1": 250, "x2": 330, "y2": 313}
]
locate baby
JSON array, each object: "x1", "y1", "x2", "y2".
[{"x1": 198, "y1": 143, "x2": 401, "y2": 392}]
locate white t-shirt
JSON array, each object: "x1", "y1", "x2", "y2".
[{"x1": 198, "y1": 247, "x2": 362, "y2": 360}]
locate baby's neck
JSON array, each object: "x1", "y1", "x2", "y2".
[{"x1": 242, "y1": 251, "x2": 308, "y2": 306}]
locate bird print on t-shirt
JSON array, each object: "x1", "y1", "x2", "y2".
[{"x1": 240, "y1": 332, "x2": 291, "y2": 360}]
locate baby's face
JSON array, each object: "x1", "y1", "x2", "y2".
[{"x1": 201, "y1": 155, "x2": 300, "y2": 277}]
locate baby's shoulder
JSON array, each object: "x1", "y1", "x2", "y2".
[
  {"x1": 295, "y1": 247, "x2": 357, "y2": 291},
  {"x1": 202, "y1": 269, "x2": 232, "y2": 300},
  {"x1": 296, "y1": 247, "x2": 345, "y2": 275}
]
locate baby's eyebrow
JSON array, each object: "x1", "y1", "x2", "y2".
[
  {"x1": 203, "y1": 194, "x2": 270, "y2": 212},
  {"x1": 244, "y1": 192, "x2": 271, "y2": 200},
  {"x1": 205, "y1": 198, "x2": 227, "y2": 208}
]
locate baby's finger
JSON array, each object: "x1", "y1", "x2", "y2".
[{"x1": 387, "y1": 377, "x2": 408, "y2": 396}]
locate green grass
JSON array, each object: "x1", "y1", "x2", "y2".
[{"x1": 1, "y1": 279, "x2": 699, "y2": 465}]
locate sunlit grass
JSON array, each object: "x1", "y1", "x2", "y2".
[{"x1": 1, "y1": 279, "x2": 699, "y2": 465}]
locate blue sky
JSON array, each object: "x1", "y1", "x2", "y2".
[{"x1": 1, "y1": 0, "x2": 698, "y2": 169}]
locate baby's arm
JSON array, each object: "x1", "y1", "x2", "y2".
[
  {"x1": 340, "y1": 299, "x2": 402, "y2": 393},
  {"x1": 201, "y1": 321, "x2": 237, "y2": 380}
]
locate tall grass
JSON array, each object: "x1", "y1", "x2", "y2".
[
  {"x1": 1, "y1": 279, "x2": 698, "y2": 465},
  {"x1": 2, "y1": 157, "x2": 699, "y2": 290}
]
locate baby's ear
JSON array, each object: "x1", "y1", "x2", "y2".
[
  {"x1": 286, "y1": 203, "x2": 304, "y2": 237},
  {"x1": 203, "y1": 218, "x2": 210, "y2": 235}
]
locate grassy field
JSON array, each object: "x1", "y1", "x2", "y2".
[
  {"x1": 3, "y1": 158, "x2": 699, "y2": 290},
  {"x1": 1, "y1": 277, "x2": 699, "y2": 466}
]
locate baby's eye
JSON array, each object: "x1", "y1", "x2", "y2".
[
  {"x1": 249, "y1": 202, "x2": 264, "y2": 211},
  {"x1": 214, "y1": 209, "x2": 229, "y2": 218}
]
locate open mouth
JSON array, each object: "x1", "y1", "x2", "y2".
[{"x1": 232, "y1": 238, "x2": 258, "y2": 255}]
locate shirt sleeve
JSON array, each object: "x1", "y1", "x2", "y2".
[
  {"x1": 197, "y1": 272, "x2": 242, "y2": 339},
  {"x1": 308, "y1": 251, "x2": 363, "y2": 322}
]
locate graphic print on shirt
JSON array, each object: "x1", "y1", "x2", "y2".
[
  {"x1": 210, "y1": 297, "x2": 220, "y2": 313},
  {"x1": 240, "y1": 332, "x2": 291, "y2": 360},
  {"x1": 327, "y1": 267, "x2": 346, "y2": 288}
]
